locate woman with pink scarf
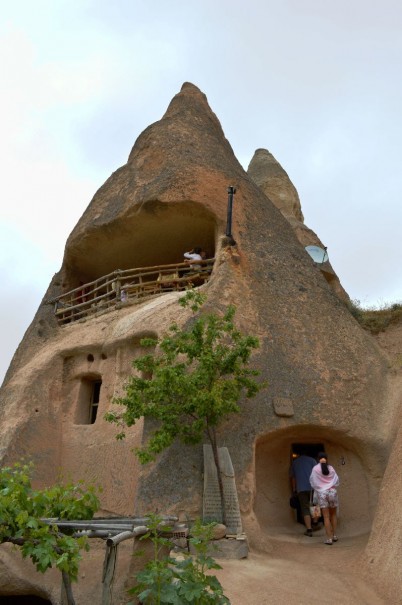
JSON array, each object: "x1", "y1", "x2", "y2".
[{"x1": 310, "y1": 452, "x2": 340, "y2": 545}]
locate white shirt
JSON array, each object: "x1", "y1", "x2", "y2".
[{"x1": 183, "y1": 252, "x2": 202, "y2": 270}]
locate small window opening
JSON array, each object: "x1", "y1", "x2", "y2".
[
  {"x1": 75, "y1": 376, "x2": 102, "y2": 425},
  {"x1": 90, "y1": 380, "x2": 102, "y2": 424},
  {"x1": 87, "y1": 354, "x2": 95, "y2": 362}
]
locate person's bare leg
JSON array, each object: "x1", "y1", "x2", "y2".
[
  {"x1": 321, "y1": 508, "x2": 332, "y2": 539},
  {"x1": 303, "y1": 514, "x2": 312, "y2": 530},
  {"x1": 329, "y1": 507, "x2": 337, "y2": 537}
]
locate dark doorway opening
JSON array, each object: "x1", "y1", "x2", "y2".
[
  {"x1": 291, "y1": 442, "x2": 324, "y2": 461},
  {"x1": 0, "y1": 597, "x2": 51, "y2": 604},
  {"x1": 290, "y1": 442, "x2": 325, "y2": 525}
]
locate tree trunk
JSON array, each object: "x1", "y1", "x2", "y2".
[
  {"x1": 61, "y1": 571, "x2": 76, "y2": 605},
  {"x1": 208, "y1": 427, "x2": 227, "y2": 526}
]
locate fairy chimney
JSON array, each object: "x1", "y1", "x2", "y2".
[
  {"x1": 248, "y1": 148, "x2": 349, "y2": 302},
  {"x1": 247, "y1": 148, "x2": 304, "y2": 222},
  {"x1": 0, "y1": 82, "x2": 399, "y2": 603}
]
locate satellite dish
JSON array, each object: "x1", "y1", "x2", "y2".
[{"x1": 305, "y1": 245, "x2": 329, "y2": 264}]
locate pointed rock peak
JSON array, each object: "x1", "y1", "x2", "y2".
[
  {"x1": 251, "y1": 148, "x2": 281, "y2": 171},
  {"x1": 161, "y1": 81, "x2": 223, "y2": 131},
  {"x1": 127, "y1": 81, "x2": 236, "y2": 172},
  {"x1": 181, "y1": 81, "x2": 203, "y2": 93},
  {"x1": 65, "y1": 81, "x2": 245, "y2": 285},
  {"x1": 248, "y1": 148, "x2": 304, "y2": 223}
]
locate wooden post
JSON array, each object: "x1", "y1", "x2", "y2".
[
  {"x1": 101, "y1": 528, "x2": 147, "y2": 605},
  {"x1": 101, "y1": 543, "x2": 118, "y2": 605}
]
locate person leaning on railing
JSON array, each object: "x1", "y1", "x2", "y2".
[{"x1": 183, "y1": 247, "x2": 203, "y2": 271}]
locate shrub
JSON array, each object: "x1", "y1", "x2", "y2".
[
  {"x1": 347, "y1": 300, "x2": 402, "y2": 334},
  {"x1": 129, "y1": 515, "x2": 230, "y2": 605}
]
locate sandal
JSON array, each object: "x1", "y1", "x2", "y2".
[
  {"x1": 324, "y1": 539, "x2": 333, "y2": 545},
  {"x1": 332, "y1": 535, "x2": 338, "y2": 542},
  {"x1": 304, "y1": 529, "x2": 313, "y2": 537}
]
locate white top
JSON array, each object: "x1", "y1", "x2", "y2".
[{"x1": 183, "y1": 252, "x2": 202, "y2": 269}]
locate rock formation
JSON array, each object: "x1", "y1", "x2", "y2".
[
  {"x1": 0, "y1": 82, "x2": 400, "y2": 602},
  {"x1": 248, "y1": 147, "x2": 349, "y2": 302},
  {"x1": 247, "y1": 148, "x2": 304, "y2": 222}
]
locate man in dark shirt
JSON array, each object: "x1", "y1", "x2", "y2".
[{"x1": 290, "y1": 453, "x2": 317, "y2": 536}]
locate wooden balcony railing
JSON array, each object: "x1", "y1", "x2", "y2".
[{"x1": 50, "y1": 259, "x2": 214, "y2": 325}]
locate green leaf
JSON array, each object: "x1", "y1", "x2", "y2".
[
  {"x1": 0, "y1": 461, "x2": 99, "y2": 581},
  {"x1": 178, "y1": 580, "x2": 204, "y2": 600},
  {"x1": 26, "y1": 517, "x2": 39, "y2": 529}
]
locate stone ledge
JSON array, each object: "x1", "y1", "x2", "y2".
[{"x1": 190, "y1": 538, "x2": 249, "y2": 560}]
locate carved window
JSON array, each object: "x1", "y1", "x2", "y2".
[
  {"x1": 89, "y1": 379, "x2": 102, "y2": 424},
  {"x1": 76, "y1": 376, "x2": 102, "y2": 425}
]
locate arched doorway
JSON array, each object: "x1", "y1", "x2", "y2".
[{"x1": 254, "y1": 425, "x2": 373, "y2": 538}]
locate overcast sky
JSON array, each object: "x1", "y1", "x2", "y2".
[{"x1": 1, "y1": 0, "x2": 402, "y2": 384}]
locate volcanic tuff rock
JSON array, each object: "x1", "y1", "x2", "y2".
[
  {"x1": 247, "y1": 148, "x2": 304, "y2": 222},
  {"x1": 247, "y1": 147, "x2": 349, "y2": 302},
  {"x1": 0, "y1": 82, "x2": 400, "y2": 603}
]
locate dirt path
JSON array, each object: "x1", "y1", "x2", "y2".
[{"x1": 215, "y1": 533, "x2": 385, "y2": 605}]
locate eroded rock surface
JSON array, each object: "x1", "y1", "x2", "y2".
[{"x1": 0, "y1": 82, "x2": 398, "y2": 603}]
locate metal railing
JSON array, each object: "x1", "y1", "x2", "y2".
[{"x1": 50, "y1": 258, "x2": 215, "y2": 325}]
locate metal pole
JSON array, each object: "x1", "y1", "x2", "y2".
[{"x1": 225, "y1": 186, "x2": 236, "y2": 239}]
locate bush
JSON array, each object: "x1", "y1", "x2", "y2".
[
  {"x1": 347, "y1": 300, "x2": 402, "y2": 334},
  {"x1": 129, "y1": 515, "x2": 230, "y2": 605}
]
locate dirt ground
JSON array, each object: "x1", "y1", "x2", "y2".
[{"x1": 214, "y1": 531, "x2": 385, "y2": 605}]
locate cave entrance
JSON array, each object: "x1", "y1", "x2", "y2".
[
  {"x1": 290, "y1": 442, "x2": 324, "y2": 525},
  {"x1": 254, "y1": 427, "x2": 373, "y2": 539},
  {"x1": 54, "y1": 201, "x2": 218, "y2": 324},
  {"x1": 64, "y1": 200, "x2": 217, "y2": 288}
]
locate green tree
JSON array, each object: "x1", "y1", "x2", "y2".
[
  {"x1": 0, "y1": 461, "x2": 100, "y2": 605},
  {"x1": 105, "y1": 290, "x2": 264, "y2": 525}
]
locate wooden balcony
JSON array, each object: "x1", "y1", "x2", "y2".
[{"x1": 51, "y1": 259, "x2": 214, "y2": 325}]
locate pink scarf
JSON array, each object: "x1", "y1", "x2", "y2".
[{"x1": 310, "y1": 463, "x2": 339, "y2": 492}]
